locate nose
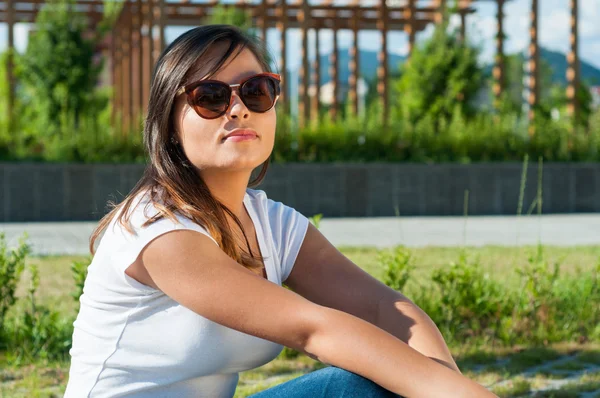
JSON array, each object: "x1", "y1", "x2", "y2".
[{"x1": 227, "y1": 91, "x2": 250, "y2": 120}]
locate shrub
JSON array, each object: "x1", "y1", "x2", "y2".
[
  {"x1": 0, "y1": 232, "x2": 31, "y2": 347},
  {"x1": 426, "y1": 250, "x2": 511, "y2": 345},
  {"x1": 4, "y1": 262, "x2": 73, "y2": 364},
  {"x1": 380, "y1": 246, "x2": 414, "y2": 292}
]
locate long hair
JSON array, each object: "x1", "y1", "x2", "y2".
[{"x1": 89, "y1": 25, "x2": 274, "y2": 275}]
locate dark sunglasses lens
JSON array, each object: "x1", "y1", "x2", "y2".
[
  {"x1": 241, "y1": 76, "x2": 278, "y2": 112},
  {"x1": 190, "y1": 83, "x2": 230, "y2": 118}
]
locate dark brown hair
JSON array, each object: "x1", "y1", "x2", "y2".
[{"x1": 90, "y1": 25, "x2": 275, "y2": 275}]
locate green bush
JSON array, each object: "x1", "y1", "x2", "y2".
[
  {"x1": 380, "y1": 245, "x2": 600, "y2": 347},
  {"x1": 380, "y1": 246, "x2": 414, "y2": 292},
  {"x1": 392, "y1": 22, "x2": 483, "y2": 124},
  {"x1": 4, "y1": 262, "x2": 73, "y2": 364},
  {"x1": 71, "y1": 256, "x2": 91, "y2": 311},
  {"x1": 0, "y1": 232, "x2": 31, "y2": 347},
  {"x1": 428, "y1": 250, "x2": 510, "y2": 345}
]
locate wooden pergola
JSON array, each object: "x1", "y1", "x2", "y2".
[{"x1": 1, "y1": 0, "x2": 582, "y2": 134}]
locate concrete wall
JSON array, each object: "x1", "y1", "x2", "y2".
[{"x1": 1, "y1": 162, "x2": 598, "y2": 222}]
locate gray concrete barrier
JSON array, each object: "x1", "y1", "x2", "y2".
[{"x1": 1, "y1": 162, "x2": 598, "y2": 221}]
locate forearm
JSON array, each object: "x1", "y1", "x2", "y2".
[
  {"x1": 303, "y1": 307, "x2": 495, "y2": 398},
  {"x1": 375, "y1": 296, "x2": 460, "y2": 373}
]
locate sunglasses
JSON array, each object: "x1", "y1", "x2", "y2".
[{"x1": 176, "y1": 72, "x2": 281, "y2": 119}]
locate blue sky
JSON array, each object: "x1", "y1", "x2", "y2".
[{"x1": 2, "y1": 0, "x2": 599, "y2": 70}]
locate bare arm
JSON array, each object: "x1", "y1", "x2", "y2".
[
  {"x1": 305, "y1": 307, "x2": 495, "y2": 398},
  {"x1": 286, "y1": 223, "x2": 460, "y2": 372},
  {"x1": 376, "y1": 296, "x2": 460, "y2": 372},
  {"x1": 141, "y1": 230, "x2": 494, "y2": 398}
]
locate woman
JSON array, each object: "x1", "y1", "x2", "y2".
[{"x1": 65, "y1": 25, "x2": 495, "y2": 397}]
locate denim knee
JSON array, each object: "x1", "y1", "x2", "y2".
[{"x1": 320, "y1": 366, "x2": 401, "y2": 397}]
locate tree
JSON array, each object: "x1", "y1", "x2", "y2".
[
  {"x1": 392, "y1": 23, "x2": 484, "y2": 126},
  {"x1": 15, "y1": 0, "x2": 103, "y2": 137},
  {"x1": 206, "y1": 4, "x2": 253, "y2": 31}
]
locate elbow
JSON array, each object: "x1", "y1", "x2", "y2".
[{"x1": 297, "y1": 305, "x2": 337, "y2": 364}]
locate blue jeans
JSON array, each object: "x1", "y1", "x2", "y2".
[{"x1": 247, "y1": 366, "x2": 402, "y2": 398}]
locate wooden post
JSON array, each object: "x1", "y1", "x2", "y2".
[
  {"x1": 136, "y1": 0, "x2": 144, "y2": 126},
  {"x1": 434, "y1": 0, "x2": 447, "y2": 24},
  {"x1": 311, "y1": 28, "x2": 321, "y2": 123},
  {"x1": 130, "y1": 0, "x2": 141, "y2": 132},
  {"x1": 110, "y1": 21, "x2": 117, "y2": 128},
  {"x1": 298, "y1": 0, "x2": 310, "y2": 127},
  {"x1": 158, "y1": 0, "x2": 166, "y2": 53},
  {"x1": 404, "y1": 0, "x2": 416, "y2": 57},
  {"x1": 122, "y1": 5, "x2": 132, "y2": 135},
  {"x1": 329, "y1": 26, "x2": 339, "y2": 121},
  {"x1": 528, "y1": 0, "x2": 540, "y2": 131},
  {"x1": 349, "y1": 1, "x2": 360, "y2": 117},
  {"x1": 113, "y1": 12, "x2": 124, "y2": 133},
  {"x1": 566, "y1": 0, "x2": 579, "y2": 125},
  {"x1": 258, "y1": 0, "x2": 268, "y2": 43},
  {"x1": 147, "y1": 0, "x2": 156, "y2": 75},
  {"x1": 378, "y1": 0, "x2": 389, "y2": 126},
  {"x1": 493, "y1": 0, "x2": 505, "y2": 108},
  {"x1": 6, "y1": 0, "x2": 15, "y2": 131},
  {"x1": 458, "y1": 0, "x2": 471, "y2": 42},
  {"x1": 276, "y1": 0, "x2": 288, "y2": 114}
]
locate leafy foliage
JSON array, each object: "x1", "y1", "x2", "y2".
[{"x1": 392, "y1": 23, "x2": 484, "y2": 124}]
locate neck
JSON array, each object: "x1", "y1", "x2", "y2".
[{"x1": 198, "y1": 168, "x2": 253, "y2": 221}]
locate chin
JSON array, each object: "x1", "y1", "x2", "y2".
[{"x1": 220, "y1": 157, "x2": 266, "y2": 171}]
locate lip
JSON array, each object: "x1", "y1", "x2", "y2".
[{"x1": 222, "y1": 128, "x2": 259, "y2": 142}]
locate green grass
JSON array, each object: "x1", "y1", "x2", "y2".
[
  {"x1": 1, "y1": 247, "x2": 600, "y2": 396},
  {"x1": 340, "y1": 245, "x2": 600, "y2": 285},
  {"x1": 10, "y1": 246, "x2": 600, "y2": 312},
  {"x1": 491, "y1": 376, "x2": 532, "y2": 397}
]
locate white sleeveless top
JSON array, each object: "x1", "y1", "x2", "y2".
[{"x1": 64, "y1": 188, "x2": 310, "y2": 397}]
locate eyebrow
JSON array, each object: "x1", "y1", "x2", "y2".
[{"x1": 192, "y1": 70, "x2": 264, "y2": 85}]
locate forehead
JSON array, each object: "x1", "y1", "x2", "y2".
[{"x1": 188, "y1": 45, "x2": 264, "y2": 85}]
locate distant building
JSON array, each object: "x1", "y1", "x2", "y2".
[{"x1": 317, "y1": 78, "x2": 369, "y2": 112}]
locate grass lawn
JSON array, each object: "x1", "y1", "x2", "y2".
[{"x1": 1, "y1": 246, "x2": 600, "y2": 397}]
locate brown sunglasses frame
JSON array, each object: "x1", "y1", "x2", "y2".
[{"x1": 176, "y1": 72, "x2": 282, "y2": 119}]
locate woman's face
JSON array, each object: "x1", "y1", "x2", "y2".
[{"x1": 172, "y1": 45, "x2": 277, "y2": 173}]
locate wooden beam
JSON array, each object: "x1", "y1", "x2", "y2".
[{"x1": 163, "y1": 13, "x2": 434, "y2": 31}]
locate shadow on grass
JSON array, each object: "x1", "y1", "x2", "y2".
[{"x1": 457, "y1": 346, "x2": 600, "y2": 377}]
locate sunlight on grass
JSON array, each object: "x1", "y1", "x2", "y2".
[{"x1": 1, "y1": 249, "x2": 599, "y2": 396}]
